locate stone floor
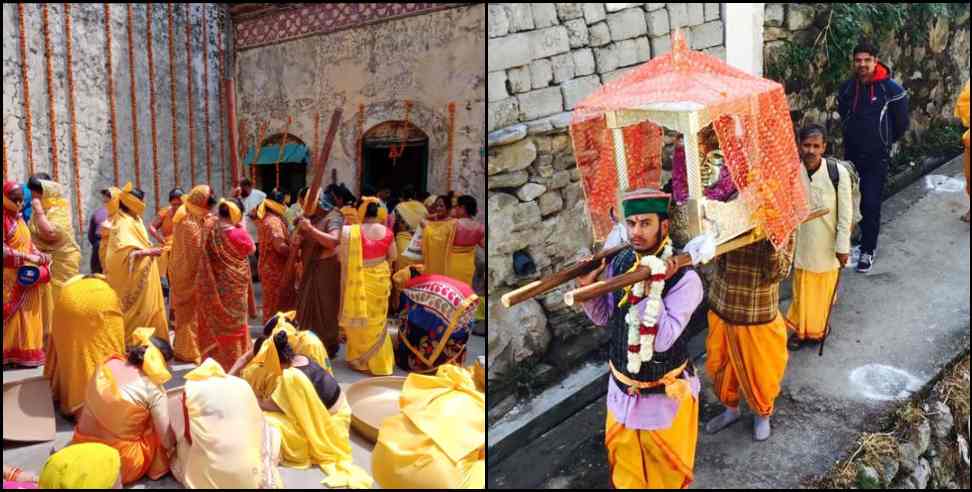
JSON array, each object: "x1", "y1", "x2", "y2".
[{"x1": 3, "y1": 281, "x2": 485, "y2": 489}]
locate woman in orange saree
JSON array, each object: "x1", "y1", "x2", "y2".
[
  {"x1": 197, "y1": 198, "x2": 256, "y2": 372},
  {"x1": 169, "y1": 185, "x2": 215, "y2": 364},
  {"x1": 254, "y1": 190, "x2": 291, "y2": 323},
  {"x1": 71, "y1": 328, "x2": 173, "y2": 485},
  {"x1": 3, "y1": 181, "x2": 49, "y2": 367}
]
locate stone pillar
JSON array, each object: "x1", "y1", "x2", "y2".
[{"x1": 725, "y1": 3, "x2": 764, "y2": 76}]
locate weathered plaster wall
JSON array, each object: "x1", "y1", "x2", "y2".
[
  {"x1": 3, "y1": 3, "x2": 225, "y2": 267},
  {"x1": 234, "y1": 4, "x2": 486, "y2": 216}
]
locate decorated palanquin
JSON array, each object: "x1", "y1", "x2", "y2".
[{"x1": 569, "y1": 30, "x2": 809, "y2": 250}]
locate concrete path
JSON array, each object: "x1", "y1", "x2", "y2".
[
  {"x1": 3, "y1": 281, "x2": 485, "y2": 489},
  {"x1": 519, "y1": 156, "x2": 970, "y2": 489}
]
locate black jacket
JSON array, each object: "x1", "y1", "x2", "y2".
[{"x1": 837, "y1": 62, "x2": 910, "y2": 163}]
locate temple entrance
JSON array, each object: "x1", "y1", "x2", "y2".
[
  {"x1": 244, "y1": 134, "x2": 309, "y2": 202},
  {"x1": 362, "y1": 121, "x2": 429, "y2": 195}
]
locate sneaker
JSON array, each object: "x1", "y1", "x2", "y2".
[{"x1": 857, "y1": 252, "x2": 874, "y2": 273}]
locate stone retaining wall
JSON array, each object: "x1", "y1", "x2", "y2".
[{"x1": 487, "y1": 3, "x2": 726, "y2": 386}]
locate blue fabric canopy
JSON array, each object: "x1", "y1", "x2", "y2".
[{"x1": 242, "y1": 143, "x2": 309, "y2": 166}]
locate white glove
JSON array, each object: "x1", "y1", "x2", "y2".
[{"x1": 684, "y1": 233, "x2": 717, "y2": 266}]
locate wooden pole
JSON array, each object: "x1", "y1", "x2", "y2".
[
  {"x1": 562, "y1": 208, "x2": 830, "y2": 307},
  {"x1": 500, "y1": 244, "x2": 628, "y2": 308}
]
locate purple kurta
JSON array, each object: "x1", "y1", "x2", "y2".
[{"x1": 583, "y1": 261, "x2": 704, "y2": 430}]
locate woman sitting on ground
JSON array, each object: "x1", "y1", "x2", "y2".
[
  {"x1": 70, "y1": 328, "x2": 174, "y2": 485},
  {"x1": 229, "y1": 331, "x2": 372, "y2": 489},
  {"x1": 167, "y1": 358, "x2": 283, "y2": 489}
]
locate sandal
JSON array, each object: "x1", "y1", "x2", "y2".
[{"x1": 787, "y1": 335, "x2": 804, "y2": 351}]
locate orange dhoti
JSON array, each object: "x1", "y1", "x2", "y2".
[
  {"x1": 785, "y1": 269, "x2": 839, "y2": 342},
  {"x1": 705, "y1": 311, "x2": 789, "y2": 417},
  {"x1": 605, "y1": 397, "x2": 698, "y2": 490}
]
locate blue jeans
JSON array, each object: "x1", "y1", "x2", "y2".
[{"x1": 855, "y1": 156, "x2": 890, "y2": 255}]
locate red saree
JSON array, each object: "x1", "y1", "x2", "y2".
[
  {"x1": 256, "y1": 213, "x2": 288, "y2": 323},
  {"x1": 197, "y1": 223, "x2": 255, "y2": 371}
]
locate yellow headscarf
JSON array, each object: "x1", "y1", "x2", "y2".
[
  {"x1": 256, "y1": 198, "x2": 287, "y2": 220},
  {"x1": 173, "y1": 185, "x2": 211, "y2": 224},
  {"x1": 39, "y1": 443, "x2": 121, "y2": 489},
  {"x1": 105, "y1": 186, "x2": 122, "y2": 217},
  {"x1": 131, "y1": 327, "x2": 172, "y2": 386},
  {"x1": 395, "y1": 200, "x2": 428, "y2": 231},
  {"x1": 120, "y1": 182, "x2": 146, "y2": 216},
  {"x1": 244, "y1": 318, "x2": 299, "y2": 398},
  {"x1": 39, "y1": 179, "x2": 69, "y2": 212},
  {"x1": 423, "y1": 195, "x2": 439, "y2": 209},
  {"x1": 357, "y1": 196, "x2": 388, "y2": 223},
  {"x1": 184, "y1": 357, "x2": 228, "y2": 381},
  {"x1": 219, "y1": 198, "x2": 243, "y2": 225}
]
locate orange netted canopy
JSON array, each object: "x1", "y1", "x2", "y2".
[{"x1": 570, "y1": 30, "x2": 808, "y2": 249}]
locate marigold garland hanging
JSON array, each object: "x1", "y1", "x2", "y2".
[
  {"x1": 104, "y1": 4, "x2": 120, "y2": 185},
  {"x1": 447, "y1": 102, "x2": 456, "y2": 193},
  {"x1": 127, "y1": 4, "x2": 141, "y2": 189},
  {"x1": 42, "y1": 4, "x2": 60, "y2": 181},
  {"x1": 356, "y1": 103, "x2": 365, "y2": 194},
  {"x1": 167, "y1": 4, "x2": 180, "y2": 188},
  {"x1": 275, "y1": 116, "x2": 292, "y2": 190},
  {"x1": 388, "y1": 100, "x2": 413, "y2": 162},
  {"x1": 217, "y1": 20, "x2": 227, "y2": 195},
  {"x1": 17, "y1": 4, "x2": 36, "y2": 177},
  {"x1": 202, "y1": 6, "x2": 212, "y2": 187},
  {"x1": 65, "y1": 3, "x2": 84, "y2": 235},
  {"x1": 146, "y1": 3, "x2": 161, "y2": 213},
  {"x1": 185, "y1": 4, "x2": 196, "y2": 185},
  {"x1": 3, "y1": 125, "x2": 10, "y2": 181}
]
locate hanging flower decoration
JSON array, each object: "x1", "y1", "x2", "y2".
[
  {"x1": 388, "y1": 99, "x2": 413, "y2": 163},
  {"x1": 624, "y1": 241, "x2": 673, "y2": 374}
]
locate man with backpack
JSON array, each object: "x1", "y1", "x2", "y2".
[
  {"x1": 837, "y1": 40, "x2": 910, "y2": 273},
  {"x1": 786, "y1": 125, "x2": 856, "y2": 351}
]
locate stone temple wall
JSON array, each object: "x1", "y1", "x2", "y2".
[
  {"x1": 3, "y1": 3, "x2": 225, "y2": 268},
  {"x1": 487, "y1": 3, "x2": 726, "y2": 382}
]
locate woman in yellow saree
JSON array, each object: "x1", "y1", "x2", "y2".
[
  {"x1": 168, "y1": 358, "x2": 283, "y2": 489},
  {"x1": 104, "y1": 184, "x2": 169, "y2": 345},
  {"x1": 339, "y1": 199, "x2": 396, "y2": 376},
  {"x1": 98, "y1": 187, "x2": 122, "y2": 272},
  {"x1": 71, "y1": 328, "x2": 173, "y2": 485},
  {"x1": 373, "y1": 365, "x2": 485, "y2": 489},
  {"x1": 196, "y1": 198, "x2": 256, "y2": 372},
  {"x1": 230, "y1": 331, "x2": 372, "y2": 489},
  {"x1": 44, "y1": 275, "x2": 126, "y2": 417},
  {"x1": 168, "y1": 185, "x2": 215, "y2": 363},
  {"x1": 255, "y1": 311, "x2": 333, "y2": 374},
  {"x1": 27, "y1": 178, "x2": 81, "y2": 338},
  {"x1": 3, "y1": 180, "x2": 49, "y2": 367}
]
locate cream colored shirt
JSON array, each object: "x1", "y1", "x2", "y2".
[{"x1": 795, "y1": 159, "x2": 853, "y2": 273}]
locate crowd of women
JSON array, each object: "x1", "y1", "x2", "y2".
[{"x1": 3, "y1": 174, "x2": 485, "y2": 489}]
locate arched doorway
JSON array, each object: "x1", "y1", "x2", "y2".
[
  {"x1": 244, "y1": 133, "x2": 308, "y2": 202},
  {"x1": 362, "y1": 121, "x2": 429, "y2": 195}
]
